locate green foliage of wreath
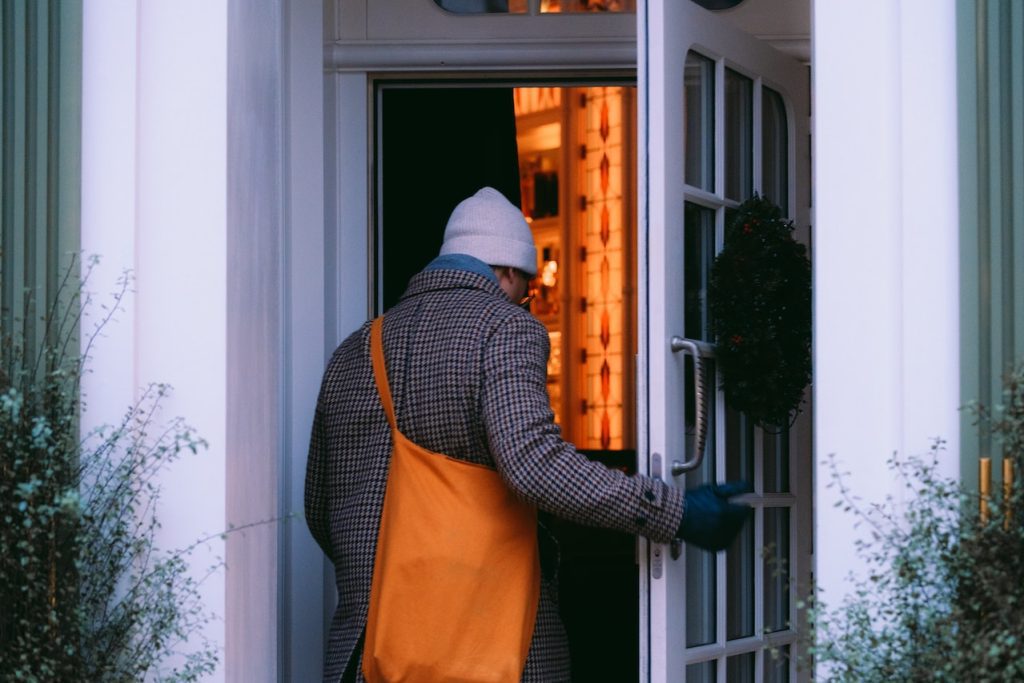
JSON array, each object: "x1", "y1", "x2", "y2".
[{"x1": 709, "y1": 194, "x2": 811, "y2": 428}]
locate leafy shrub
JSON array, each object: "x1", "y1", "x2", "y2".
[
  {"x1": 798, "y1": 363, "x2": 1024, "y2": 681},
  {"x1": 0, "y1": 257, "x2": 218, "y2": 681}
]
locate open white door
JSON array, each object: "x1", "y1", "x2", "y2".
[{"x1": 638, "y1": 2, "x2": 811, "y2": 681}]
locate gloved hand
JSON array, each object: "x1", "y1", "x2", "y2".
[{"x1": 676, "y1": 481, "x2": 753, "y2": 552}]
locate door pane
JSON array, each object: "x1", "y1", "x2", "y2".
[
  {"x1": 684, "y1": 202, "x2": 715, "y2": 341},
  {"x1": 726, "y1": 652, "x2": 755, "y2": 682},
  {"x1": 725, "y1": 405, "x2": 754, "y2": 482},
  {"x1": 764, "y1": 507, "x2": 791, "y2": 632},
  {"x1": 685, "y1": 357, "x2": 717, "y2": 647},
  {"x1": 726, "y1": 505, "x2": 754, "y2": 640},
  {"x1": 684, "y1": 52, "x2": 715, "y2": 192},
  {"x1": 724, "y1": 69, "x2": 752, "y2": 201},
  {"x1": 765, "y1": 646, "x2": 790, "y2": 683},
  {"x1": 725, "y1": 406, "x2": 754, "y2": 640},
  {"x1": 763, "y1": 428, "x2": 790, "y2": 493},
  {"x1": 685, "y1": 543, "x2": 716, "y2": 648},
  {"x1": 686, "y1": 660, "x2": 716, "y2": 682},
  {"x1": 762, "y1": 86, "x2": 789, "y2": 215},
  {"x1": 724, "y1": 206, "x2": 737, "y2": 236}
]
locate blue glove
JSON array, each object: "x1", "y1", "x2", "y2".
[{"x1": 676, "y1": 481, "x2": 753, "y2": 552}]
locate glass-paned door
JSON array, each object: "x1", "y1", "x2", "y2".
[{"x1": 639, "y1": 2, "x2": 810, "y2": 682}]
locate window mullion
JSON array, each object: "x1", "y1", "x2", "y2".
[
  {"x1": 714, "y1": 58, "x2": 726, "y2": 200},
  {"x1": 753, "y1": 77, "x2": 763, "y2": 197}
]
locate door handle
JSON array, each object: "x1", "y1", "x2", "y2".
[{"x1": 669, "y1": 336, "x2": 707, "y2": 476}]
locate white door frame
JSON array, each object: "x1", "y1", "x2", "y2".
[
  {"x1": 323, "y1": 4, "x2": 812, "y2": 683},
  {"x1": 323, "y1": 9, "x2": 641, "y2": 680}
]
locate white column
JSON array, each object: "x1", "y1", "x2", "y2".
[
  {"x1": 135, "y1": 0, "x2": 228, "y2": 676},
  {"x1": 82, "y1": 1, "x2": 228, "y2": 679},
  {"x1": 812, "y1": 0, "x2": 959, "y2": 641},
  {"x1": 81, "y1": 0, "x2": 138, "y2": 430}
]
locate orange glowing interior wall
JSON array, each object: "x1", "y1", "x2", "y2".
[
  {"x1": 514, "y1": 86, "x2": 635, "y2": 451},
  {"x1": 506, "y1": 1, "x2": 636, "y2": 13}
]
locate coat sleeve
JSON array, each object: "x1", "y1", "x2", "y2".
[
  {"x1": 304, "y1": 388, "x2": 332, "y2": 557},
  {"x1": 480, "y1": 311, "x2": 685, "y2": 544}
]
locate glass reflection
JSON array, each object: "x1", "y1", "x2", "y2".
[
  {"x1": 684, "y1": 52, "x2": 715, "y2": 191},
  {"x1": 762, "y1": 87, "x2": 789, "y2": 214},
  {"x1": 685, "y1": 357, "x2": 716, "y2": 647},
  {"x1": 763, "y1": 428, "x2": 790, "y2": 493},
  {"x1": 725, "y1": 404, "x2": 754, "y2": 483},
  {"x1": 765, "y1": 645, "x2": 791, "y2": 683},
  {"x1": 726, "y1": 652, "x2": 756, "y2": 682},
  {"x1": 725, "y1": 68, "x2": 752, "y2": 201},
  {"x1": 685, "y1": 543, "x2": 716, "y2": 647},
  {"x1": 684, "y1": 202, "x2": 714, "y2": 342},
  {"x1": 726, "y1": 504, "x2": 754, "y2": 640},
  {"x1": 686, "y1": 660, "x2": 716, "y2": 683},
  {"x1": 764, "y1": 507, "x2": 791, "y2": 633}
]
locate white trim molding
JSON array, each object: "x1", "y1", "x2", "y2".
[{"x1": 325, "y1": 38, "x2": 637, "y2": 72}]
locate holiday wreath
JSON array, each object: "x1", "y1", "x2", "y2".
[{"x1": 708, "y1": 194, "x2": 811, "y2": 428}]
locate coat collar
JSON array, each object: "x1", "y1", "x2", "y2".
[{"x1": 399, "y1": 268, "x2": 508, "y2": 303}]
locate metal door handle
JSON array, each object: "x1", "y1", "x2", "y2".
[{"x1": 669, "y1": 336, "x2": 707, "y2": 476}]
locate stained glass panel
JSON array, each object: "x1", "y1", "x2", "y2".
[
  {"x1": 540, "y1": 0, "x2": 635, "y2": 11},
  {"x1": 434, "y1": 0, "x2": 633, "y2": 14},
  {"x1": 582, "y1": 87, "x2": 628, "y2": 450}
]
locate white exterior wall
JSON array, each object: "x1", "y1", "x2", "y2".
[
  {"x1": 77, "y1": 0, "x2": 965, "y2": 678},
  {"x1": 812, "y1": 0, "x2": 959, "y2": 626},
  {"x1": 81, "y1": 1, "x2": 228, "y2": 679}
]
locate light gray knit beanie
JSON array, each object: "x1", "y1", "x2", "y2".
[{"x1": 440, "y1": 187, "x2": 537, "y2": 276}]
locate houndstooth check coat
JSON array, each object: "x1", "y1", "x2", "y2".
[{"x1": 304, "y1": 267, "x2": 685, "y2": 683}]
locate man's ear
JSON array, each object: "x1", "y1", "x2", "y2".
[
  {"x1": 492, "y1": 266, "x2": 517, "y2": 302},
  {"x1": 492, "y1": 265, "x2": 514, "y2": 283}
]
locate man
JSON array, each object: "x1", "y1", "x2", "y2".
[{"x1": 305, "y1": 187, "x2": 750, "y2": 682}]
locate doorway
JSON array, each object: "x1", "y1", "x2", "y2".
[{"x1": 378, "y1": 82, "x2": 640, "y2": 681}]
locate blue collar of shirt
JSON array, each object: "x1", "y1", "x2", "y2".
[{"x1": 422, "y1": 253, "x2": 498, "y2": 285}]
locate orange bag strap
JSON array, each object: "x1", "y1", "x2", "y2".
[{"x1": 369, "y1": 316, "x2": 398, "y2": 431}]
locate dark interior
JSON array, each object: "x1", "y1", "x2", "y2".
[
  {"x1": 380, "y1": 87, "x2": 522, "y2": 311},
  {"x1": 381, "y1": 86, "x2": 639, "y2": 681},
  {"x1": 552, "y1": 449, "x2": 638, "y2": 682}
]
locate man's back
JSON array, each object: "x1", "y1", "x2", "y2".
[
  {"x1": 306, "y1": 187, "x2": 753, "y2": 682},
  {"x1": 306, "y1": 266, "x2": 686, "y2": 682}
]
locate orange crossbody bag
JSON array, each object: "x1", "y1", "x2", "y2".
[{"x1": 362, "y1": 316, "x2": 541, "y2": 683}]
